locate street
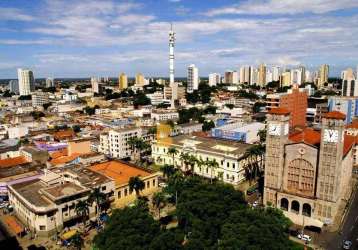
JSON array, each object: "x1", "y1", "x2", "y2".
[{"x1": 320, "y1": 185, "x2": 358, "y2": 250}]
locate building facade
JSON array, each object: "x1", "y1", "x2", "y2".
[
  {"x1": 264, "y1": 108, "x2": 353, "y2": 227},
  {"x1": 118, "y1": 73, "x2": 128, "y2": 90},
  {"x1": 187, "y1": 64, "x2": 199, "y2": 93},
  {"x1": 17, "y1": 68, "x2": 35, "y2": 96},
  {"x1": 328, "y1": 96, "x2": 358, "y2": 124}
]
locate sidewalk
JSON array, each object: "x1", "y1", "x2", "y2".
[{"x1": 289, "y1": 236, "x2": 322, "y2": 250}]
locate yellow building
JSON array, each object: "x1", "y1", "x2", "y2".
[
  {"x1": 135, "y1": 73, "x2": 145, "y2": 87},
  {"x1": 318, "y1": 64, "x2": 329, "y2": 87},
  {"x1": 118, "y1": 73, "x2": 128, "y2": 90},
  {"x1": 89, "y1": 160, "x2": 160, "y2": 207},
  {"x1": 258, "y1": 63, "x2": 266, "y2": 87},
  {"x1": 280, "y1": 72, "x2": 291, "y2": 87}
]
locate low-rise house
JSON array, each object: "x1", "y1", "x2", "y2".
[{"x1": 89, "y1": 160, "x2": 160, "y2": 207}]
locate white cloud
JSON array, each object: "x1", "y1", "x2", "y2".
[
  {"x1": 0, "y1": 7, "x2": 34, "y2": 21},
  {"x1": 206, "y1": 0, "x2": 358, "y2": 16}
]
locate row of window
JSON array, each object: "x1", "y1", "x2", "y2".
[{"x1": 118, "y1": 179, "x2": 157, "y2": 198}]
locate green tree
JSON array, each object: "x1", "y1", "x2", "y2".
[
  {"x1": 88, "y1": 188, "x2": 106, "y2": 223},
  {"x1": 167, "y1": 147, "x2": 179, "y2": 167},
  {"x1": 75, "y1": 200, "x2": 89, "y2": 229},
  {"x1": 71, "y1": 232, "x2": 84, "y2": 250},
  {"x1": 160, "y1": 164, "x2": 176, "y2": 180},
  {"x1": 42, "y1": 102, "x2": 52, "y2": 110},
  {"x1": 152, "y1": 192, "x2": 166, "y2": 219},
  {"x1": 207, "y1": 159, "x2": 219, "y2": 184},
  {"x1": 128, "y1": 176, "x2": 145, "y2": 197},
  {"x1": 202, "y1": 120, "x2": 215, "y2": 131}
]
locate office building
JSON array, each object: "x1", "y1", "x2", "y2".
[
  {"x1": 151, "y1": 109, "x2": 179, "y2": 122},
  {"x1": 266, "y1": 86, "x2": 308, "y2": 128},
  {"x1": 32, "y1": 92, "x2": 50, "y2": 107},
  {"x1": 135, "y1": 73, "x2": 145, "y2": 87},
  {"x1": 272, "y1": 66, "x2": 280, "y2": 82},
  {"x1": 118, "y1": 73, "x2": 128, "y2": 90},
  {"x1": 250, "y1": 67, "x2": 258, "y2": 85},
  {"x1": 239, "y1": 66, "x2": 251, "y2": 84},
  {"x1": 318, "y1": 64, "x2": 329, "y2": 87},
  {"x1": 258, "y1": 64, "x2": 266, "y2": 87},
  {"x1": 17, "y1": 68, "x2": 35, "y2": 96},
  {"x1": 46, "y1": 78, "x2": 54, "y2": 88},
  {"x1": 8, "y1": 80, "x2": 19, "y2": 94},
  {"x1": 187, "y1": 64, "x2": 199, "y2": 93},
  {"x1": 280, "y1": 71, "x2": 291, "y2": 87},
  {"x1": 224, "y1": 70, "x2": 238, "y2": 84},
  {"x1": 328, "y1": 96, "x2": 358, "y2": 124},
  {"x1": 99, "y1": 127, "x2": 142, "y2": 159},
  {"x1": 264, "y1": 109, "x2": 353, "y2": 227},
  {"x1": 342, "y1": 68, "x2": 358, "y2": 97},
  {"x1": 209, "y1": 73, "x2": 221, "y2": 86},
  {"x1": 291, "y1": 69, "x2": 303, "y2": 85}
]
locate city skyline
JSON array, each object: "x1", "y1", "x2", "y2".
[{"x1": 0, "y1": 0, "x2": 358, "y2": 78}]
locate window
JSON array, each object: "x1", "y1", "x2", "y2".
[
  {"x1": 124, "y1": 189, "x2": 128, "y2": 196},
  {"x1": 153, "y1": 179, "x2": 156, "y2": 186},
  {"x1": 102, "y1": 186, "x2": 106, "y2": 191},
  {"x1": 39, "y1": 225, "x2": 46, "y2": 231},
  {"x1": 147, "y1": 181, "x2": 150, "y2": 188},
  {"x1": 118, "y1": 191, "x2": 121, "y2": 198},
  {"x1": 227, "y1": 162, "x2": 229, "y2": 168},
  {"x1": 232, "y1": 163, "x2": 236, "y2": 169}
]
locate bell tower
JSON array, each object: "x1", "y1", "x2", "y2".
[
  {"x1": 264, "y1": 108, "x2": 290, "y2": 206},
  {"x1": 317, "y1": 111, "x2": 345, "y2": 202}
]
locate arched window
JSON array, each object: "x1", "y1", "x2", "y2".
[
  {"x1": 280, "y1": 198, "x2": 289, "y2": 211},
  {"x1": 302, "y1": 203, "x2": 312, "y2": 217},
  {"x1": 287, "y1": 158, "x2": 315, "y2": 195},
  {"x1": 291, "y1": 200, "x2": 300, "y2": 213}
]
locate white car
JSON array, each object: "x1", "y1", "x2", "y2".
[
  {"x1": 297, "y1": 233, "x2": 311, "y2": 242},
  {"x1": 159, "y1": 183, "x2": 168, "y2": 188}
]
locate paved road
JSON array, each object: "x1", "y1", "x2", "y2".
[{"x1": 321, "y1": 186, "x2": 358, "y2": 250}]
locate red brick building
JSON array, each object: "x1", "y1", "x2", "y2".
[{"x1": 266, "y1": 87, "x2": 308, "y2": 128}]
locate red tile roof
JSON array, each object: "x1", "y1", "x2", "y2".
[
  {"x1": 324, "y1": 111, "x2": 346, "y2": 120},
  {"x1": 268, "y1": 108, "x2": 290, "y2": 115},
  {"x1": 346, "y1": 121, "x2": 358, "y2": 129},
  {"x1": 344, "y1": 134, "x2": 356, "y2": 156},
  {"x1": 289, "y1": 128, "x2": 321, "y2": 146},
  {"x1": 0, "y1": 156, "x2": 29, "y2": 168},
  {"x1": 53, "y1": 130, "x2": 75, "y2": 141}
]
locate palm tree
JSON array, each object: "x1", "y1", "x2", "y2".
[
  {"x1": 169, "y1": 171, "x2": 184, "y2": 206},
  {"x1": 180, "y1": 152, "x2": 191, "y2": 172},
  {"x1": 207, "y1": 159, "x2": 219, "y2": 184},
  {"x1": 128, "y1": 176, "x2": 145, "y2": 197},
  {"x1": 88, "y1": 188, "x2": 106, "y2": 223},
  {"x1": 257, "y1": 129, "x2": 267, "y2": 145},
  {"x1": 196, "y1": 157, "x2": 205, "y2": 176},
  {"x1": 71, "y1": 232, "x2": 84, "y2": 250},
  {"x1": 75, "y1": 200, "x2": 89, "y2": 229},
  {"x1": 160, "y1": 164, "x2": 176, "y2": 180},
  {"x1": 167, "y1": 147, "x2": 178, "y2": 167},
  {"x1": 128, "y1": 137, "x2": 139, "y2": 161},
  {"x1": 152, "y1": 192, "x2": 166, "y2": 219},
  {"x1": 187, "y1": 155, "x2": 197, "y2": 175},
  {"x1": 243, "y1": 144, "x2": 265, "y2": 184}
]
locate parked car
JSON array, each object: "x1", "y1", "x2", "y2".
[
  {"x1": 159, "y1": 182, "x2": 168, "y2": 188},
  {"x1": 343, "y1": 240, "x2": 352, "y2": 249},
  {"x1": 297, "y1": 233, "x2": 312, "y2": 242}
]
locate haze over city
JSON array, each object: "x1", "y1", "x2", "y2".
[{"x1": 1, "y1": 0, "x2": 358, "y2": 78}]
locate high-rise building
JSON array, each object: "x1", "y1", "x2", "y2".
[
  {"x1": 250, "y1": 67, "x2": 258, "y2": 85},
  {"x1": 169, "y1": 24, "x2": 175, "y2": 86},
  {"x1": 299, "y1": 66, "x2": 306, "y2": 84},
  {"x1": 8, "y1": 80, "x2": 19, "y2": 94},
  {"x1": 17, "y1": 68, "x2": 35, "y2": 96},
  {"x1": 266, "y1": 70, "x2": 273, "y2": 84},
  {"x1": 91, "y1": 77, "x2": 100, "y2": 93},
  {"x1": 208, "y1": 73, "x2": 221, "y2": 86},
  {"x1": 266, "y1": 86, "x2": 307, "y2": 128},
  {"x1": 291, "y1": 69, "x2": 303, "y2": 85},
  {"x1": 305, "y1": 70, "x2": 313, "y2": 83},
  {"x1": 187, "y1": 64, "x2": 199, "y2": 93},
  {"x1": 135, "y1": 73, "x2": 145, "y2": 87},
  {"x1": 258, "y1": 64, "x2": 266, "y2": 87},
  {"x1": 224, "y1": 70, "x2": 238, "y2": 84},
  {"x1": 280, "y1": 71, "x2": 291, "y2": 87},
  {"x1": 118, "y1": 73, "x2": 128, "y2": 90},
  {"x1": 46, "y1": 77, "x2": 54, "y2": 88},
  {"x1": 272, "y1": 66, "x2": 280, "y2": 82},
  {"x1": 341, "y1": 68, "x2": 357, "y2": 97},
  {"x1": 239, "y1": 66, "x2": 251, "y2": 84},
  {"x1": 264, "y1": 108, "x2": 353, "y2": 228},
  {"x1": 318, "y1": 64, "x2": 329, "y2": 87},
  {"x1": 328, "y1": 96, "x2": 358, "y2": 124}
]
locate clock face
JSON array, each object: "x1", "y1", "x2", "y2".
[
  {"x1": 324, "y1": 129, "x2": 338, "y2": 143},
  {"x1": 268, "y1": 124, "x2": 280, "y2": 136}
]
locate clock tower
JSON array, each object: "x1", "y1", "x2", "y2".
[
  {"x1": 317, "y1": 111, "x2": 346, "y2": 204},
  {"x1": 264, "y1": 108, "x2": 290, "y2": 206}
]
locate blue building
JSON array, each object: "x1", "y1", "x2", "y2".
[{"x1": 328, "y1": 96, "x2": 358, "y2": 124}]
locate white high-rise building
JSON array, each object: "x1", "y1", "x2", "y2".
[
  {"x1": 17, "y1": 68, "x2": 35, "y2": 96},
  {"x1": 91, "y1": 77, "x2": 100, "y2": 93},
  {"x1": 305, "y1": 70, "x2": 313, "y2": 83},
  {"x1": 208, "y1": 73, "x2": 221, "y2": 86},
  {"x1": 272, "y1": 66, "x2": 280, "y2": 82},
  {"x1": 46, "y1": 77, "x2": 54, "y2": 88},
  {"x1": 266, "y1": 70, "x2": 273, "y2": 84},
  {"x1": 250, "y1": 67, "x2": 258, "y2": 85},
  {"x1": 187, "y1": 64, "x2": 199, "y2": 93},
  {"x1": 291, "y1": 69, "x2": 303, "y2": 85},
  {"x1": 240, "y1": 66, "x2": 251, "y2": 84}
]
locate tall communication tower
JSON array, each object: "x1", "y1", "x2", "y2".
[{"x1": 169, "y1": 23, "x2": 175, "y2": 86}]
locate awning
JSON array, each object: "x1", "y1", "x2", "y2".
[
  {"x1": 61, "y1": 229, "x2": 77, "y2": 240},
  {"x1": 4, "y1": 215, "x2": 24, "y2": 235}
]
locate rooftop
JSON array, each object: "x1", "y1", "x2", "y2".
[
  {"x1": 42, "y1": 182, "x2": 87, "y2": 201},
  {"x1": 0, "y1": 156, "x2": 29, "y2": 168},
  {"x1": 268, "y1": 108, "x2": 290, "y2": 115},
  {"x1": 324, "y1": 111, "x2": 346, "y2": 120},
  {"x1": 89, "y1": 160, "x2": 153, "y2": 186},
  {"x1": 11, "y1": 179, "x2": 52, "y2": 207}
]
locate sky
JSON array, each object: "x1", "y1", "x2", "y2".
[{"x1": 0, "y1": 0, "x2": 358, "y2": 78}]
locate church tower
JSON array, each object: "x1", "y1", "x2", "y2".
[{"x1": 264, "y1": 108, "x2": 290, "y2": 206}]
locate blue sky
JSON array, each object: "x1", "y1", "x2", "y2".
[{"x1": 0, "y1": 0, "x2": 358, "y2": 78}]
